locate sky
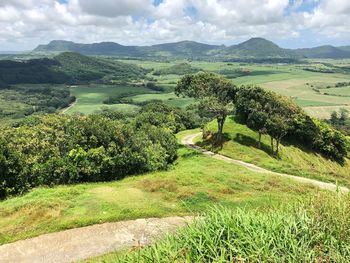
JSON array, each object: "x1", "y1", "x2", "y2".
[{"x1": 0, "y1": 0, "x2": 350, "y2": 51}]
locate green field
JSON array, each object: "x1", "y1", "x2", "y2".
[
  {"x1": 65, "y1": 85, "x2": 151, "y2": 114},
  {"x1": 66, "y1": 60, "x2": 350, "y2": 119},
  {"x1": 0, "y1": 132, "x2": 316, "y2": 245},
  {"x1": 319, "y1": 86, "x2": 350, "y2": 96},
  {"x1": 127, "y1": 92, "x2": 194, "y2": 108}
]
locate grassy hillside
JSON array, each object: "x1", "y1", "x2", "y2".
[
  {"x1": 92, "y1": 194, "x2": 350, "y2": 262},
  {"x1": 200, "y1": 117, "x2": 350, "y2": 187},
  {"x1": 0, "y1": 132, "x2": 316, "y2": 245}
]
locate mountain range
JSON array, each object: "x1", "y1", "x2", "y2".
[{"x1": 33, "y1": 38, "x2": 350, "y2": 60}]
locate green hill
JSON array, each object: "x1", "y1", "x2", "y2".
[
  {"x1": 147, "y1": 41, "x2": 222, "y2": 58},
  {"x1": 223, "y1": 38, "x2": 298, "y2": 58},
  {"x1": 54, "y1": 52, "x2": 148, "y2": 83},
  {"x1": 295, "y1": 45, "x2": 350, "y2": 59},
  {"x1": 0, "y1": 52, "x2": 147, "y2": 86}
]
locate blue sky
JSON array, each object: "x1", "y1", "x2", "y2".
[{"x1": 0, "y1": 0, "x2": 349, "y2": 50}]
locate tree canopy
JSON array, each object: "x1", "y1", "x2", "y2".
[{"x1": 176, "y1": 72, "x2": 237, "y2": 142}]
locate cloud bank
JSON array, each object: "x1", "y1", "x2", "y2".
[{"x1": 0, "y1": 0, "x2": 349, "y2": 50}]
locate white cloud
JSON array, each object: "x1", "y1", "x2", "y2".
[
  {"x1": 0, "y1": 0, "x2": 349, "y2": 50},
  {"x1": 302, "y1": 0, "x2": 350, "y2": 37}
]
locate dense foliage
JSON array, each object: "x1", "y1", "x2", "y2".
[
  {"x1": 0, "y1": 58, "x2": 67, "y2": 85},
  {"x1": 117, "y1": 194, "x2": 350, "y2": 262},
  {"x1": 0, "y1": 85, "x2": 75, "y2": 120},
  {"x1": 235, "y1": 86, "x2": 349, "y2": 161},
  {"x1": 0, "y1": 52, "x2": 147, "y2": 86},
  {"x1": 176, "y1": 72, "x2": 237, "y2": 141},
  {"x1": 136, "y1": 101, "x2": 202, "y2": 133},
  {"x1": 0, "y1": 111, "x2": 179, "y2": 198},
  {"x1": 329, "y1": 108, "x2": 350, "y2": 135},
  {"x1": 153, "y1": 63, "x2": 201, "y2": 76}
]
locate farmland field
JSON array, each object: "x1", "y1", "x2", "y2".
[
  {"x1": 63, "y1": 59, "x2": 350, "y2": 119},
  {"x1": 65, "y1": 85, "x2": 150, "y2": 114}
]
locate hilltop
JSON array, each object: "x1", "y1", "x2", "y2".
[{"x1": 33, "y1": 38, "x2": 350, "y2": 59}]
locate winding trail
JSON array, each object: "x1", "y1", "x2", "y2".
[
  {"x1": 0, "y1": 216, "x2": 192, "y2": 263},
  {"x1": 182, "y1": 132, "x2": 349, "y2": 193},
  {"x1": 0, "y1": 133, "x2": 348, "y2": 263}
]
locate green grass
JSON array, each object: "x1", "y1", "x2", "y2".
[
  {"x1": 294, "y1": 99, "x2": 338, "y2": 107},
  {"x1": 66, "y1": 85, "x2": 151, "y2": 114},
  {"x1": 92, "y1": 193, "x2": 350, "y2": 262},
  {"x1": 200, "y1": 117, "x2": 350, "y2": 187},
  {"x1": 127, "y1": 92, "x2": 194, "y2": 108},
  {"x1": 0, "y1": 132, "x2": 317, "y2": 245},
  {"x1": 319, "y1": 86, "x2": 350, "y2": 96}
]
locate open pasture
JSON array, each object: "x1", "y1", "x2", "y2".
[{"x1": 66, "y1": 85, "x2": 151, "y2": 114}]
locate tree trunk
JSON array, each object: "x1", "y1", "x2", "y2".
[
  {"x1": 270, "y1": 137, "x2": 274, "y2": 154},
  {"x1": 216, "y1": 116, "x2": 226, "y2": 143},
  {"x1": 275, "y1": 139, "x2": 280, "y2": 156},
  {"x1": 258, "y1": 132, "x2": 262, "y2": 149}
]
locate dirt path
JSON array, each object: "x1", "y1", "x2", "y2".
[
  {"x1": 0, "y1": 216, "x2": 192, "y2": 263},
  {"x1": 182, "y1": 133, "x2": 349, "y2": 193}
]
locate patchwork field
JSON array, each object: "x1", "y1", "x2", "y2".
[
  {"x1": 65, "y1": 85, "x2": 149, "y2": 114},
  {"x1": 63, "y1": 59, "x2": 350, "y2": 119}
]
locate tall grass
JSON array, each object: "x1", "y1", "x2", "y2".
[{"x1": 114, "y1": 193, "x2": 350, "y2": 262}]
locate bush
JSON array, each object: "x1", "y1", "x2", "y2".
[{"x1": 0, "y1": 112, "x2": 178, "y2": 198}]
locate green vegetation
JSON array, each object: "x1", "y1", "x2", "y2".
[
  {"x1": 57, "y1": 58, "x2": 350, "y2": 118},
  {"x1": 153, "y1": 63, "x2": 201, "y2": 76},
  {"x1": 96, "y1": 194, "x2": 350, "y2": 262},
  {"x1": 235, "y1": 85, "x2": 348, "y2": 160},
  {"x1": 0, "y1": 84, "x2": 75, "y2": 121},
  {"x1": 0, "y1": 142, "x2": 317, "y2": 245},
  {"x1": 329, "y1": 108, "x2": 350, "y2": 135},
  {"x1": 200, "y1": 117, "x2": 350, "y2": 186},
  {"x1": 176, "y1": 72, "x2": 237, "y2": 141},
  {"x1": 54, "y1": 52, "x2": 148, "y2": 84},
  {"x1": 66, "y1": 85, "x2": 151, "y2": 115},
  {"x1": 0, "y1": 52, "x2": 147, "y2": 87},
  {"x1": 0, "y1": 102, "x2": 203, "y2": 199}
]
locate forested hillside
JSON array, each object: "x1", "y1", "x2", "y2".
[{"x1": 0, "y1": 52, "x2": 147, "y2": 86}]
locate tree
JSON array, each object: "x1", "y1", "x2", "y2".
[
  {"x1": 236, "y1": 86, "x2": 301, "y2": 155},
  {"x1": 330, "y1": 111, "x2": 339, "y2": 125},
  {"x1": 235, "y1": 86, "x2": 271, "y2": 149},
  {"x1": 339, "y1": 108, "x2": 349, "y2": 125},
  {"x1": 176, "y1": 72, "x2": 237, "y2": 142}
]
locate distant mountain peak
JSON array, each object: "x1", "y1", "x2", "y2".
[
  {"x1": 32, "y1": 38, "x2": 350, "y2": 59},
  {"x1": 237, "y1": 38, "x2": 280, "y2": 49}
]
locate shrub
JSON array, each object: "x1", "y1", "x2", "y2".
[{"x1": 0, "y1": 112, "x2": 178, "y2": 198}]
